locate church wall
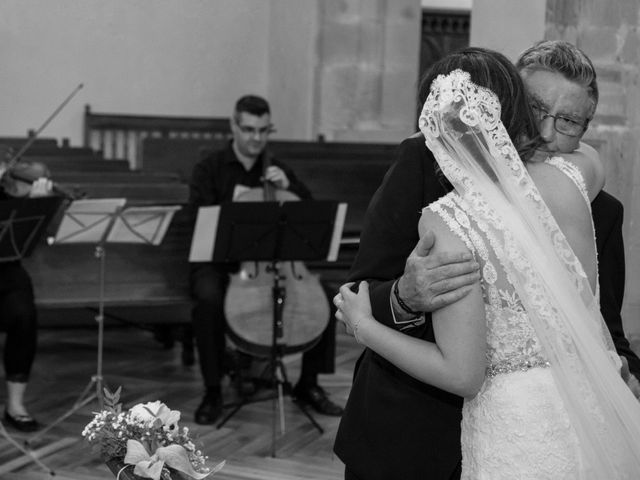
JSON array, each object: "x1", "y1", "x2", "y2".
[
  {"x1": 469, "y1": 0, "x2": 546, "y2": 61},
  {"x1": 0, "y1": 0, "x2": 271, "y2": 146},
  {"x1": 471, "y1": 0, "x2": 640, "y2": 338},
  {"x1": 1, "y1": 0, "x2": 423, "y2": 146},
  {"x1": 546, "y1": 0, "x2": 640, "y2": 338},
  {"x1": 313, "y1": 0, "x2": 422, "y2": 142}
]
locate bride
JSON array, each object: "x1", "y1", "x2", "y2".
[{"x1": 335, "y1": 49, "x2": 640, "y2": 478}]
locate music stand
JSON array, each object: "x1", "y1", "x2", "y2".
[
  {"x1": 26, "y1": 199, "x2": 180, "y2": 446},
  {"x1": 190, "y1": 200, "x2": 347, "y2": 457},
  {"x1": 0, "y1": 195, "x2": 64, "y2": 476}
]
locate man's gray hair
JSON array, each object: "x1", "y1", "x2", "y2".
[{"x1": 516, "y1": 40, "x2": 598, "y2": 115}]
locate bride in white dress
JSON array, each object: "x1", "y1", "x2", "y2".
[{"x1": 335, "y1": 52, "x2": 640, "y2": 478}]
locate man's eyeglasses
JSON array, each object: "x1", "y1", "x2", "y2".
[
  {"x1": 530, "y1": 104, "x2": 588, "y2": 137},
  {"x1": 236, "y1": 124, "x2": 276, "y2": 136}
]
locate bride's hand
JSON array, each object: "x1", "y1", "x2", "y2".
[{"x1": 334, "y1": 281, "x2": 372, "y2": 344}]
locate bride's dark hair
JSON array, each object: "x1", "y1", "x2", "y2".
[{"x1": 418, "y1": 47, "x2": 541, "y2": 162}]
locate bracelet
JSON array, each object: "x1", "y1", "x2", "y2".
[{"x1": 393, "y1": 279, "x2": 422, "y2": 317}]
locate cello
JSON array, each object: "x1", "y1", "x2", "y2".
[{"x1": 224, "y1": 155, "x2": 330, "y2": 357}]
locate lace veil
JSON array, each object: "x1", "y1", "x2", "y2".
[{"x1": 419, "y1": 70, "x2": 640, "y2": 477}]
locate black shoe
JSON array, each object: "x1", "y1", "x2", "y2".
[
  {"x1": 292, "y1": 384, "x2": 343, "y2": 417},
  {"x1": 4, "y1": 410, "x2": 40, "y2": 432},
  {"x1": 194, "y1": 393, "x2": 222, "y2": 425}
]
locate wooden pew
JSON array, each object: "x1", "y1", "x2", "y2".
[
  {"x1": 24, "y1": 136, "x2": 399, "y2": 324},
  {"x1": 26, "y1": 209, "x2": 193, "y2": 329},
  {"x1": 0, "y1": 136, "x2": 60, "y2": 150},
  {"x1": 140, "y1": 137, "x2": 396, "y2": 237},
  {"x1": 8, "y1": 144, "x2": 193, "y2": 328},
  {"x1": 30, "y1": 115, "x2": 400, "y2": 330},
  {"x1": 83, "y1": 105, "x2": 232, "y2": 168},
  {"x1": 25, "y1": 156, "x2": 131, "y2": 173},
  {"x1": 53, "y1": 171, "x2": 181, "y2": 184},
  {"x1": 25, "y1": 188, "x2": 192, "y2": 329},
  {"x1": 139, "y1": 136, "x2": 398, "y2": 290}
]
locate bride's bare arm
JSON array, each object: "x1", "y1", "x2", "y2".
[{"x1": 337, "y1": 210, "x2": 486, "y2": 398}]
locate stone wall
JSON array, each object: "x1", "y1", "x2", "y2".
[
  {"x1": 546, "y1": 0, "x2": 640, "y2": 337},
  {"x1": 313, "y1": 0, "x2": 422, "y2": 142}
]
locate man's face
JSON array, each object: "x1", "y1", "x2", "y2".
[
  {"x1": 521, "y1": 69, "x2": 593, "y2": 154},
  {"x1": 231, "y1": 111, "x2": 272, "y2": 158}
]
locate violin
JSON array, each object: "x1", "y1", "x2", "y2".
[
  {"x1": 0, "y1": 145, "x2": 79, "y2": 200},
  {"x1": 0, "y1": 156, "x2": 51, "y2": 198},
  {"x1": 0, "y1": 83, "x2": 84, "y2": 200}
]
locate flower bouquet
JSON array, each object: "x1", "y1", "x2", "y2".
[{"x1": 82, "y1": 388, "x2": 225, "y2": 480}]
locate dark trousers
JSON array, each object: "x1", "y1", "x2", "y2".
[
  {"x1": 345, "y1": 462, "x2": 461, "y2": 480},
  {"x1": 0, "y1": 262, "x2": 38, "y2": 382},
  {"x1": 190, "y1": 263, "x2": 336, "y2": 390}
]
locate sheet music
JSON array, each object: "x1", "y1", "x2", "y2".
[
  {"x1": 54, "y1": 198, "x2": 126, "y2": 244},
  {"x1": 327, "y1": 202, "x2": 347, "y2": 262},
  {"x1": 189, "y1": 205, "x2": 220, "y2": 262},
  {"x1": 107, "y1": 205, "x2": 181, "y2": 245}
]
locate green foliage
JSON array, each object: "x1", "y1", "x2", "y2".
[{"x1": 103, "y1": 386, "x2": 123, "y2": 414}]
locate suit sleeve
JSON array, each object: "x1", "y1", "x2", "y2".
[
  {"x1": 594, "y1": 193, "x2": 640, "y2": 378},
  {"x1": 347, "y1": 137, "x2": 429, "y2": 332}
]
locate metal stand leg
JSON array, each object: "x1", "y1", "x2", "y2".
[
  {"x1": 26, "y1": 244, "x2": 108, "y2": 446},
  {"x1": 216, "y1": 262, "x2": 323, "y2": 458},
  {"x1": 0, "y1": 421, "x2": 55, "y2": 475}
]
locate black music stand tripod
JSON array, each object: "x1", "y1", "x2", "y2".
[
  {"x1": 26, "y1": 199, "x2": 180, "y2": 447},
  {"x1": 0, "y1": 196, "x2": 64, "y2": 476},
  {"x1": 190, "y1": 200, "x2": 346, "y2": 457}
]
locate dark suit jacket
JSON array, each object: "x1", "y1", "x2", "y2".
[
  {"x1": 592, "y1": 191, "x2": 640, "y2": 377},
  {"x1": 334, "y1": 135, "x2": 639, "y2": 480}
]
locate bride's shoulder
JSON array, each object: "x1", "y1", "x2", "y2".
[
  {"x1": 557, "y1": 142, "x2": 605, "y2": 201},
  {"x1": 420, "y1": 193, "x2": 473, "y2": 254}
]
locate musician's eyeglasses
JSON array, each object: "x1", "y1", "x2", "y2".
[
  {"x1": 530, "y1": 103, "x2": 588, "y2": 137},
  {"x1": 236, "y1": 124, "x2": 276, "y2": 137}
]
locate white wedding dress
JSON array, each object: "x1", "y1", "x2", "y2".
[
  {"x1": 428, "y1": 157, "x2": 590, "y2": 478},
  {"x1": 419, "y1": 70, "x2": 640, "y2": 479}
]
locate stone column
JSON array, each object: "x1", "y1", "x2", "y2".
[
  {"x1": 547, "y1": 0, "x2": 640, "y2": 337},
  {"x1": 313, "y1": 0, "x2": 422, "y2": 143}
]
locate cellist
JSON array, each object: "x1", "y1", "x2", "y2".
[
  {"x1": 188, "y1": 95, "x2": 343, "y2": 425},
  {"x1": 0, "y1": 154, "x2": 53, "y2": 432}
]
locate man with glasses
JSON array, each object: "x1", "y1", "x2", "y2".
[
  {"x1": 516, "y1": 40, "x2": 640, "y2": 393},
  {"x1": 188, "y1": 94, "x2": 343, "y2": 425},
  {"x1": 334, "y1": 41, "x2": 640, "y2": 480}
]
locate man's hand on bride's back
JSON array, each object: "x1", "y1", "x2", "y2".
[{"x1": 398, "y1": 230, "x2": 480, "y2": 313}]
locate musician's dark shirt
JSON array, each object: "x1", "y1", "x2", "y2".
[{"x1": 187, "y1": 141, "x2": 311, "y2": 223}]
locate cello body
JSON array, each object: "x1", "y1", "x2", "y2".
[{"x1": 224, "y1": 187, "x2": 330, "y2": 357}]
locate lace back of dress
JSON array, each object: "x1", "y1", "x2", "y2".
[{"x1": 420, "y1": 69, "x2": 640, "y2": 477}]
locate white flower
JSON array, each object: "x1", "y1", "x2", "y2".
[{"x1": 130, "y1": 401, "x2": 181, "y2": 430}]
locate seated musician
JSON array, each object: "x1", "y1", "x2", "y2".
[
  {"x1": 0, "y1": 159, "x2": 53, "y2": 432},
  {"x1": 188, "y1": 94, "x2": 343, "y2": 425}
]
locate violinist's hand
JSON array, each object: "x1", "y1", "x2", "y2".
[
  {"x1": 29, "y1": 177, "x2": 53, "y2": 198},
  {"x1": 334, "y1": 281, "x2": 373, "y2": 344},
  {"x1": 264, "y1": 166, "x2": 290, "y2": 190}
]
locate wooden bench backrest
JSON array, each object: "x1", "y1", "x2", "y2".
[
  {"x1": 27, "y1": 133, "x2": 400, "y2": 322},
  {"x1": 83, "y1": 105, "x2": 232, "y2": 168},
  {"x1": 141, "y1": 137, "x2": 397, "y2": 235}
]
